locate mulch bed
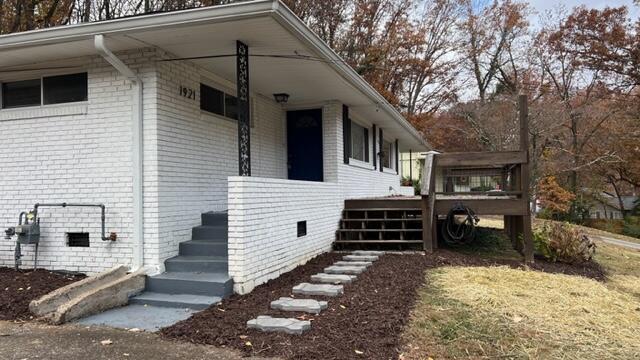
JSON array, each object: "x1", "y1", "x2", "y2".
[
  {"x1": 0, "y1": 267, "x2": 85, "y2": 321},
  {"x1": 162, "y1": 248, "x2": 605, "y2": 360}
]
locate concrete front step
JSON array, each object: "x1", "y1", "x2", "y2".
[
  {"x1": 179, "y1": 240, "x2": 228, "y2": 257},
  {"x1": 145, "y1": 272, "x2": 233, "y2": 297},
  {"x1": 324, "y1": 265, "x2": 367, "y2": 275},
  {"x1": 201, "y1": 211, "x2": 228, "y2": 226},
  {"x1": 293, "y1": 283, "x2": 343, "y2": 297},
  {"x1": 164, "y1": 256, "x2": 228, "y2": 273},
  {"x1": 192, "y1": 225, "x2": 227, "y2": 241},
  {"x1": 129, "y1": 291, "x2": 221, "y2": 310},
  {"x1": 247, "y1": 316, "x2": 311, "y2": 335},
  {"x1": 270, "y1": 297, "x2": 328, "y2": 314},
  {"x1": 310, "y1": 273, "x2": 356, "y2": 284}
]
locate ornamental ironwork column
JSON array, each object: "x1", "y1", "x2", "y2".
[{"x1": 237, "y1": 41, "x2": 251, "y2": 176}]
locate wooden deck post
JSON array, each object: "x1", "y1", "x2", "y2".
[
  {"x1": 421, "y1": 153, "x2": 438, "y2": 252},
  {"x1": 519, "y1": 94, "x2": 534, "y2": 264}
]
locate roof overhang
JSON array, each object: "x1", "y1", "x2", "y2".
[{"x1": 0, "y1": 0, "x2": 428, "y2": 151}]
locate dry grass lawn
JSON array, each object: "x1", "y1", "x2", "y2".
[{"x1": 402, "y1": 228, "x2": 640, "y2": 360}]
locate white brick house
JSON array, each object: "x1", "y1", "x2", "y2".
[{"x1": 0, "y1": 0, "x2": 427, "y2": 296}]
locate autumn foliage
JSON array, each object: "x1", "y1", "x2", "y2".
[{"x1": 537, "y1": 176, "x2": 575, "y2": 217}]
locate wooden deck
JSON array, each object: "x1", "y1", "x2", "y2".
[{"x1": 335, "y1": 199, "x2": 423, "y2": 249}]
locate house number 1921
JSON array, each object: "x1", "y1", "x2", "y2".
[{"x1": 179, "y1": 85, "x2": 196, "y2": 100}]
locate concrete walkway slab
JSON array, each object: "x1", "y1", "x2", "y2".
[
  {"x1": 76, "y1": 304, "x2": 196, "y2": 332},
  {"x1": 324, "y1": 265, "x2": 367, "y2": 275},
  {"x1": 247, "y1": 316, "x2": 311, "y2": 335},
  {"x1": 292, "y1": 283, "x2": 343, "y2": 296},
  {"x1": 352, "y1": 251, "x2": 385, "y2": 256},
  {"x1": 343, "y1": 255, "x2": 379, "y2": 262},
  {"x1": 270, "y1": 297, "x2": 328, "y2": 314},
  {"x1": 333, "y1": 261, "x2": 372, "y2": 267},
  {"x1": 310, "y1": 273, "x2": 356, "y2": 284}
]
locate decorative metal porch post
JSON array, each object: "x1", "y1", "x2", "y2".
[{"x1": 237, "y1": 41, "x2": 251, "y2": 176}]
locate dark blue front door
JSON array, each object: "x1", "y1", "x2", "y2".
[{"x1": 287, "y1": 109, "x2": 323, "y2": 182}]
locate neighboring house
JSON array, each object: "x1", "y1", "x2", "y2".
[
  {"x1": 589, "y1": 194, "x2": 639, "y2": 220},
  {"x1": 0, "y1": 0, "x2": 425, "y2": 298}
]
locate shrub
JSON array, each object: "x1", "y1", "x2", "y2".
[
  {"x1": 622, "y1": 217, "x2": 640, "y2": 239},
  {"x1": 533, "y1": 222, "x2": 596, "y2": 264}
]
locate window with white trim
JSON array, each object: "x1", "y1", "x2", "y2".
[
  {"x1": 1, "y1": 73, "x2": 88, "y2": 109},
  {"x1": 350, "y1": 121, "x2": 369, "y2": 162},
  {"x1": 200, "y1": 83, "x2": 238, "y2": 120}
]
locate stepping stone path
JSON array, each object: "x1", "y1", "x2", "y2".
[
  {"x1": 343, "y1": 255, "x2": 379, "y2": 262},
  {"x1": 293, "y1": 283, "x2": 344, "y2": 296},
  {"x1": 310, "y1": 273, "x2": 356, "y2": 284},
  {"x1": 247, "y1": 316, "x2": 311, "y2": 335},
  {"x1": 247, "y1": 251, "x2": 384, "y2": 335},
  {"x1": 352, "y1": 250, "x2": 385, "y2": 256},
  {"x1": 271, "y1": 297, "x2": 328, "y2": 314},
  {"x1": 324, "y1": 265, "x2": 367, "y2": 275},
  {"x1": 333, "y1": 261, "x2": 372, "y2": 267}
]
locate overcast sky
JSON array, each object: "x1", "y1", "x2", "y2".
[{"x1": 528, "y1": 0, "x2": 639, "y2": 24}]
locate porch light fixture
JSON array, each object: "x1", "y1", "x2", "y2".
[{"x1": 273, "y1": 93, "x2": 290, "y2": 104}]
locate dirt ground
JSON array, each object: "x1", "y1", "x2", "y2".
[
  {"x1": 0, "y1": 321, "x2": 268, "y2": 360},
  {"x1": 0, "y1": 268, "x2": 85, "y2": 321}
]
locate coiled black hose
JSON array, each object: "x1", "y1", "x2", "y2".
[{"x1": 441, "y1": 203, "x2": 479, "y2": 245}]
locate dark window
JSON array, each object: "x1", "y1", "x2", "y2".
[
  {"x1": 43, "y1": 73, "x2": 88, "y2": 105},
  {"x1": 2, "y1": 79, "x2": 41, "y2": 108},
  {"x1": 382, "y1": 140, "x2": 393, "y2": 169},
  {"x1": 200, "y1": 83, "x2": 224, "y2": 116},
  {"x1": 297, "y1": 221, "x2": 307, "y2": 237},
  {"x1": 67, "y1": 232, "x2": 90, "y2": 247},
  {"x1": 224, "y1": 93, "x2": 238, "y2": 120}
]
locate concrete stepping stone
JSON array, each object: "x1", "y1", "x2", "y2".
[
  {"x1": 324, "y1": 265, "x2": 367, "y2": 275},
  {"x1": 333, "y1": 261, "x2": 372, "y2": 267},
  {"x1": 247, "y1": 315, "x2": 311, "y2": 335},
  {"x1": 293, "y1": 283, "x2": 343, "y2": 297},
  {"x1": 352, "y1": 250, "x2": 385, "y2": 256},
  {"x1": 343, "y1": 255, "x2": 378, "y2": 262},
  {"x1": 310, "y1": 273, "x2": 356, "y2": 284},
  {"x1": 270, "y1": 297, "x2": 328, "y2": 314}
]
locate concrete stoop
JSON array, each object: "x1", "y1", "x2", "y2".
[
  {"x1": 30, "y1": 265, "x2": 145, "y2": 324},
  {"x1": 247, "y1": 251, "x2": 384, "y2": 335}
]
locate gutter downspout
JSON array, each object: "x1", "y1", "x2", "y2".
[{"x1": 94, "y1": 34, "x2": 144, "y2": 271}]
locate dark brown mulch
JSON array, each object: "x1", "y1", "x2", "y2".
[
  {"x1": 0, "y1": 267, "x2": 85, "y2": 321},
  {"x1": 162, "y1": 249, "x2": 606, "y2": 360}
]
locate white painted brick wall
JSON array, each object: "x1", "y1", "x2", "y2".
[
  {"x1": 229, "y1": 102, "x2": 406, "y2": 294},
  {"x1": 0, "y1": 49, "x2": 157, "y2": 273},
  {"x1": 153, "y1": 56, "x2": 287, "y2": 266},
  {"x1": 228, "y1": 176, "x2": 342, "y2": 294}
]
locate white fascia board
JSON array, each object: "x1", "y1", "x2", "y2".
[
  {"x1": 270, "y1": 1, "x2": 429, "y2": 151},
  {"x1": 0, "y1": 0, "x2": 276, "y2": 50}
]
